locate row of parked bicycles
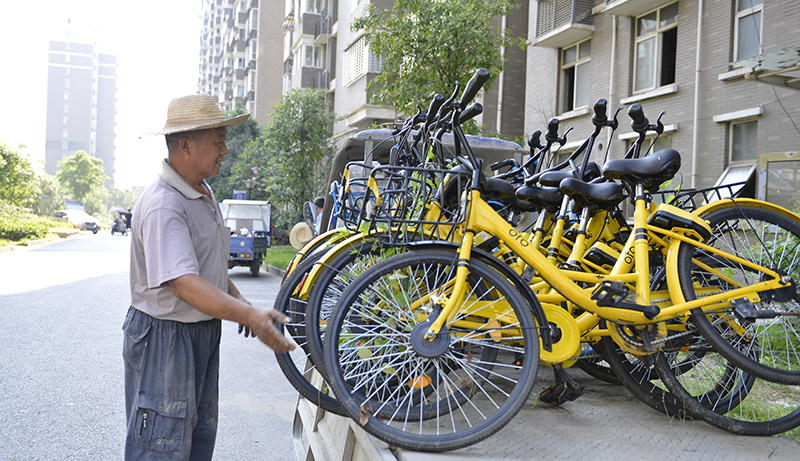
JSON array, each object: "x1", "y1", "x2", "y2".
[{"x1": 272, "y1": 68, "x2": 800, "y2": 452}]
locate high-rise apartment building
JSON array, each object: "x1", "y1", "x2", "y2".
[
  {"x1": 44, "y1": 40, "x2": 117, "y2": 179},
  {"x1": 281, "y1": 0, "x2": 529, "y2": 139},
  {"x1": 198, "y1": 0, "x2": 283, "y2": 125}
]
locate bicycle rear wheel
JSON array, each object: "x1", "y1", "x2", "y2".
[
  {"x1": 324, "y1": 248, "x2": 539, "y2": 452},
  {"x1": 272, "y1": 249, "x2": 347, "y2": 416},
  {"x1": 680, "y1": 204, "x2": 800, "y2": 384}
]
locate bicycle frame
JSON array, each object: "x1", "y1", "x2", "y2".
[{"x1": 423, "y1": 186, "x2": 791, "y2": 351}]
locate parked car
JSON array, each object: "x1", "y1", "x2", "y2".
[{"x1": 54, "y1": 210, "x2": 100, "y2": 234}]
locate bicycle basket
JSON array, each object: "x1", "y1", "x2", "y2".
[
  {"x1": 651, "y1": 181, "x2": 748, "y2": 212},
  {"x1": 361, "y1": 165, "x2": 471, "y2": 245}
]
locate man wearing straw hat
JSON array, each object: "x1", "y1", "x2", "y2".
[{"x1": 123, "y1": 95, "x2": 294, "y2": 460}]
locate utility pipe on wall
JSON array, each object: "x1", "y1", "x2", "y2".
[
  {"x1": 691, "y1": 0, "x2": 704, "y2": 188},
  {"x1": 606, "y1": 14, "x2": 617, "y2": 160}
]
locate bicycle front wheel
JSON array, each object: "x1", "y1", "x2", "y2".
[{"x1": 324, "y1": 248, "x2": 539, "y2": 452}]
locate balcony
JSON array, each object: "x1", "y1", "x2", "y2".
[
  {"x1": 534, "y1": 0, "x2": 594, "y2": 49},
  {"x1": 313, "y1": 71, "x2": 330, "y2": 90},
  {"x1": 314, "y1": 16, "x2": 332, "y2": 46},
  {"x1": 600, "y1": 0, "x2": 670, "y2": 17}
]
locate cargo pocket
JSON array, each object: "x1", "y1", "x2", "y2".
[
  {"x1": 133, "y1": 394, "x2": 187, "y2": 454},
  {"x1": 122, "y1": 310, "x2": 152, "y2": 374}
]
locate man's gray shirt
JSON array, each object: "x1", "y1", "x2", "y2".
[{"x1": 129, "y1": 160, "x2": 230, "y2": 322}]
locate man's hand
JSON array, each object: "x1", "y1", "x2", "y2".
[
  {"x1": 247, "y1": 308, "x2": 295, "y2": 353},
  {"x1": 238, "y1": 323, "x2": 253, "y2": 337}
]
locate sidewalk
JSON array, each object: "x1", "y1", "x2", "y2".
[{"x1": 295, "y1": 363, "x2": 800, "y2": 461}]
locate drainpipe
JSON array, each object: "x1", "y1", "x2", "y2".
[
  {"x1": 691, "y1": 0, "x2": 704, "y2": 188},
  {"x1": 606, "y1": 14, "x2": 617, "y2": 160},
  {"x1": 496, "y1": 14, "x2": 507, "y2": 135}
]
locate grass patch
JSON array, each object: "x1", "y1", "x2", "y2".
[{"x1": 264, "y1": 245, "x2": 299, "y2": 271}]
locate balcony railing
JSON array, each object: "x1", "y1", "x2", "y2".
[
  {"x1": 314, "y1": 16, "x2": 332, "y2": 45},
  {"x1": 534, "y1": 0, "x2": 594, "y2": 48}
]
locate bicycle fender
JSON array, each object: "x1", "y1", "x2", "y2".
[
  {"x1": 287, "y1": 228, "x2": 354, "y2": 276},
  {"x1": 297, "y1": 231, "x2": 375, "y2": 298},
  {"x1": 406, "y1": 240, "x2": 554, "y2": 352},
  {"x1": 694, "y1": 198, "x2": 800, "y2": 225}
]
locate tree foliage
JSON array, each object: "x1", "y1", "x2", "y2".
[
  {"x1": 0, "y1": 142, "x2": 40, "y2": 209},
  {"x1": 56, "y1": 150, "x2": 108, "y2": 203},
  {"x1": 234, "y1": 89, "x2": 338, "y2": 233},
  {"x1": 352, "y1": 0, "x2": 523, "y2": 116},
  {"x1": 35, "y1": 173, "x2": 64, "y2": 217},
  {"x1": 206, "y1": 105, "x2": 261, "y2": 200}
]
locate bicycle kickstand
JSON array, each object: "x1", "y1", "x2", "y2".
[{"x1": 539, "y1": 364, "x2": 584, "y2": 406}]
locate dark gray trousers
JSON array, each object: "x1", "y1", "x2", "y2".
[{"x1": 123, "y1": 307, "x2": 221, "y2": 460}]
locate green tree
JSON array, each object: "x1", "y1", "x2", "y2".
[
  {"x1": 56, "y1": 150, "x2": 108, "y2": 203},
  {"x1": 352, "y1": 0, "x2": 523, "y2": 118},
  {"x1": 36, "y1": 173, "x2": 64, "y2": 216},
  {"x1": 206, "y1": 105, "x2": 261, "y2": 200},
  {"x1": 0, "y1": 142, "x2": 40, "y2": 209},
  {"x1": 108, "y1": 186, "x2": 137, "y2": 213},
  {"x1": 235, "y1": 89, "x2": 338, "y2": 233}
]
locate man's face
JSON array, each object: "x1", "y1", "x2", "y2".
[{"x1": 191, "y1": 128, "x2": 229, "y2": 179}]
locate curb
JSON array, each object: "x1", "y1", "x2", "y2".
[{"x1": 266, "y1": 264, "x2": 285, "y2": 278}]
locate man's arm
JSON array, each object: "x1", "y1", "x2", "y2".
[{"x1": 169, "y1": 274, "x2": 294, "y2": 353}]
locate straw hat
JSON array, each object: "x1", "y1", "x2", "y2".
[
  {"x1": 154, "y1": 94, "x2": 250, "y2": 135},
  {"x1": 289, "y1": 222, "x2": 315, "y2": 250}
]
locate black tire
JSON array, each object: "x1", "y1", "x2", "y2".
[
  {"x1": 272, "y1": 250, "x2": 347, "y2": 416},
  {"x1": 324, "y1": 248, "x2": 539, "y2": 452},
  {"x1": 305, "y1": 239, "x2": 392, "y2": 379},
  {"x1": 250, "y1": 256, "x2": 261, "y2": 277},
  {"x1": 574, "y1": 343, "x2": 621, "y2": 385},
  {"x1": 680, "y1": 205, "x2": 800, "y2": 384},
  {"x1": 653, "y1": 349, "x2": 800, "y2": 435},
  {"x1": 662, "y1": 204, "x2": 800, "y2": 434}
]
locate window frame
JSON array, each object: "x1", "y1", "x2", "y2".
[
  {"x1": 632, "y1": 1, "x2": 679, "y2": 94},
  {"x1": 728, "y1": 119, "x2": 758, "y2": 164},
  {"x1": 307, "y1": 0, "x2": 324, "y2": 14},
  {"x1": 304, "y1": 44, "x2": 322, "y2": 68},
  {"x1": 733, "y1": 0, "x2": 763, "y2": 61},
  {"x1": 560, "y1": 38, "x2": 592, "y2": 113}
]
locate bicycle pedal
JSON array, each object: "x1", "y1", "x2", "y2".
[
  {"x1": 539, "y1": 366, "x2": 584, "y2": 405},
  {"x1": 591, "y1": 280, "x2": 628, "y2": 307}
]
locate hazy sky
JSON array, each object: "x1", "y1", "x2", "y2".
[{"x1": 0, "y1": 0, "x2": 202, "y2": 189}]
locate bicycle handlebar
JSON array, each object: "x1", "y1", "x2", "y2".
[
  {"x1": 459, "y1": 68, "x2": 491, "y2": 108},
  {"x1": 459, "y1": 102, "x2": 483, "y2": 125},
  {"x1": 426, "y1": 94, "x2": 445, "y2": 125},
  {"x1": 592, "y1": 99, "x2": 608, "y2": 126},
  {"x1": 628, "y1": 103, "x2": 649, "y2": 133}
]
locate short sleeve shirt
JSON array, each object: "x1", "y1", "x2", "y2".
[{"x1": 129, "y1": 160, "x2": 231, "y2": 322}]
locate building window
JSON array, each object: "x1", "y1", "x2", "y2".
[
  {"x1": 236, "y1": 85, "x2": 245, "y2": 98},
  {"x1": 734, "y1": 0, "x2": 762, "y2": 61},
  {"x1": 237, "y1": 57, "x2": 245, "y2": 69},
  {"x1": 730, "y1": 120, "x2": 757, "y2": 162},
  {"x1": 283, "y1": 73, "x2": 292, "y2": 93},
  {"x1": 304, "y1": 45, "x2": 322, "y2": 68},
  {"x1": 561, "y1": 39, "x2": 591, "y2": 113},
  {"x1": 308, "y1": 0, "x2": 324, "y2": 14},
  {"x1": 633, "y1": 2, "x2": 678, "y2": 93}
]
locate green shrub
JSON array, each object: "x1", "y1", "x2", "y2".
[{"x1": 0, "y1": 201, "x2": 49, "y2": 241}]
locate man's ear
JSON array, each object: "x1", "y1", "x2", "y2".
[{"x1": 179, "y1": 136, "x2": 192, "y2": 155}]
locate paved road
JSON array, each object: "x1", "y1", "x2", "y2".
[{"x1": 0, "y1": 233, "x2": 296, "y2": 460}]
